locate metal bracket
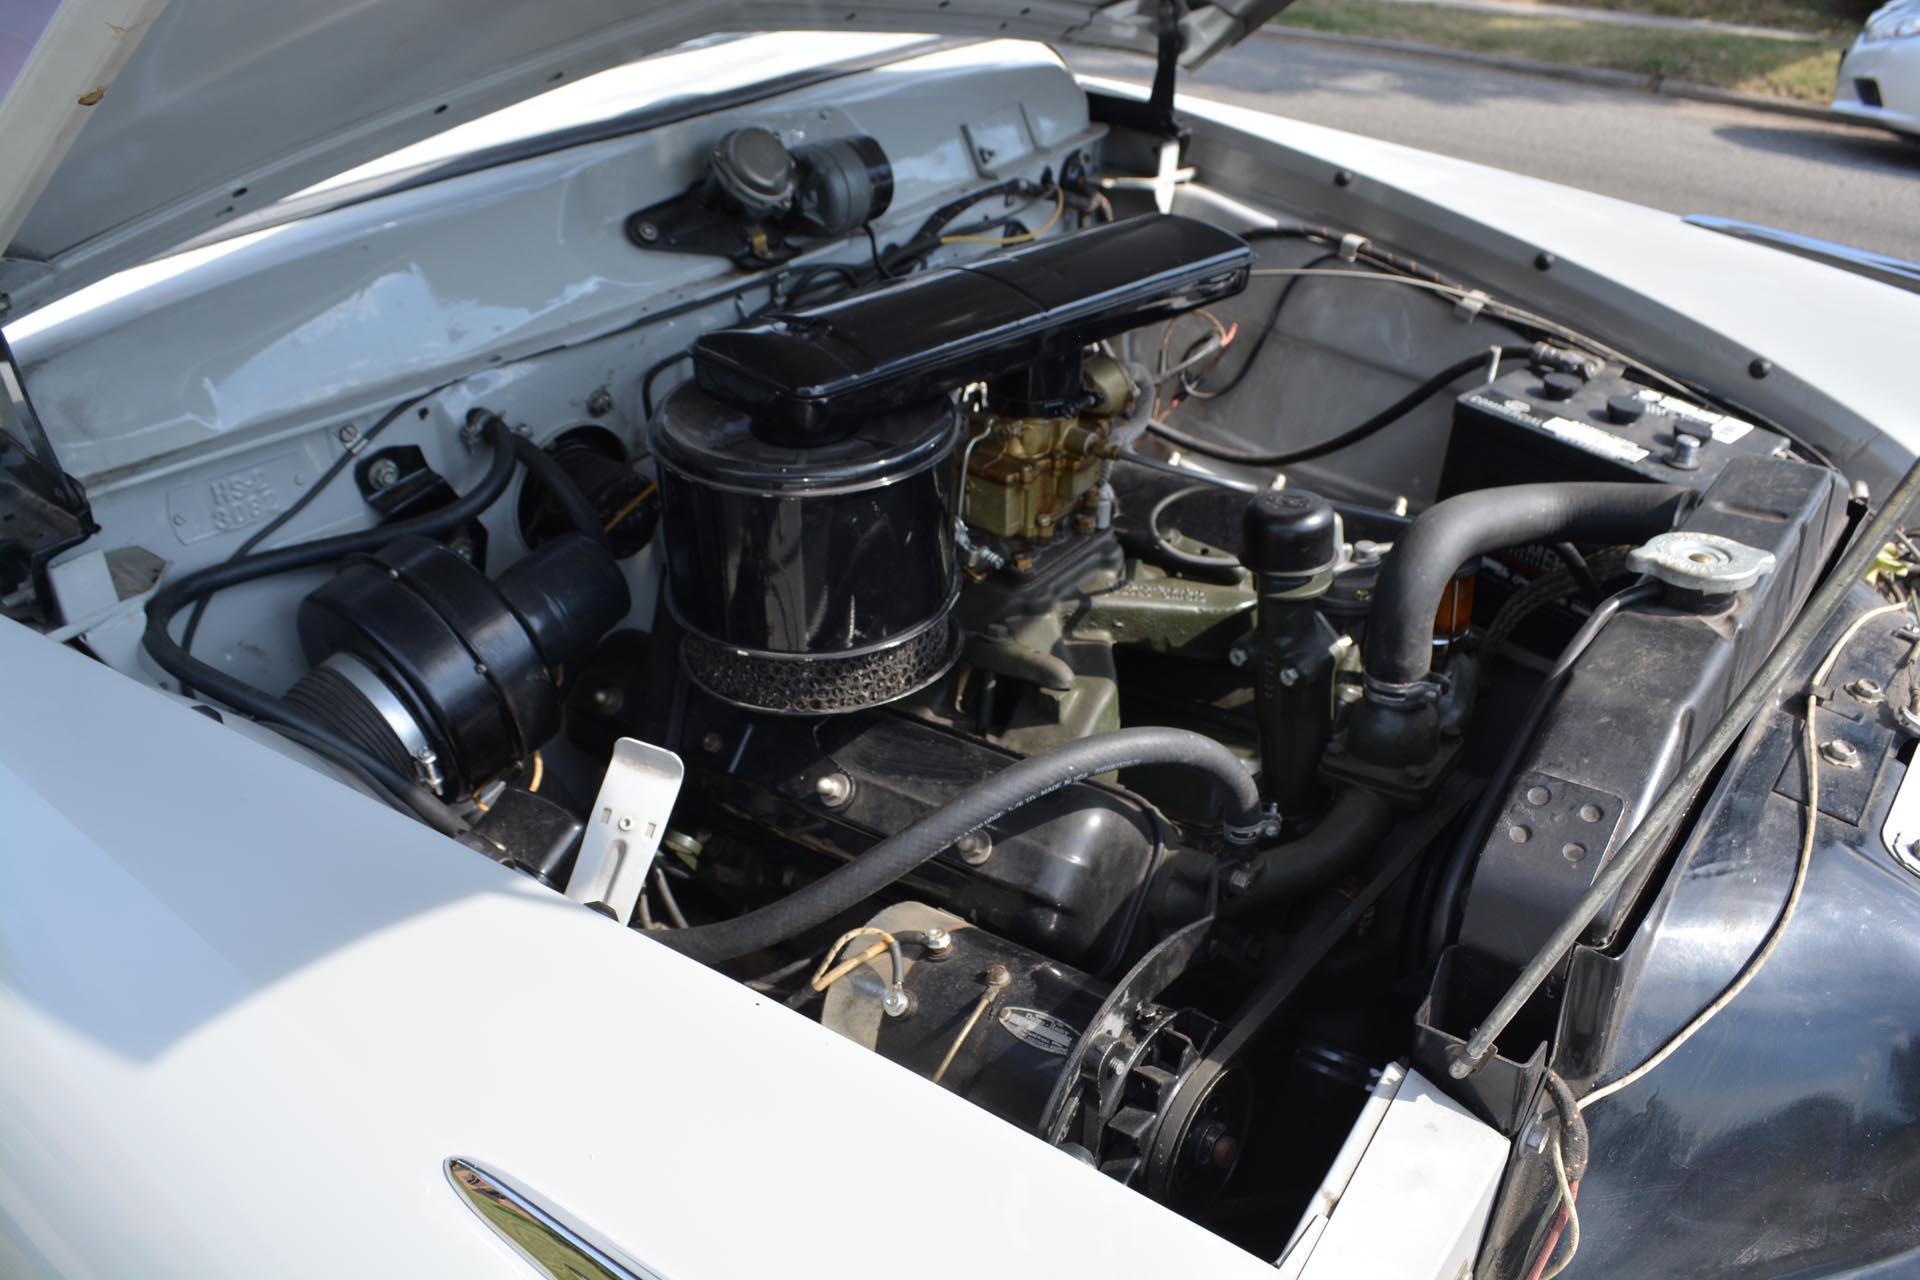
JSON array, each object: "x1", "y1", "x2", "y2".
[{"x1": 565, "y1": 738, "x2": 686, "y2": 925}]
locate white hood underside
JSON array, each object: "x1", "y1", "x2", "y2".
[{"x1": 0, "y1": 0, "x2": 1288, "y2": 318}]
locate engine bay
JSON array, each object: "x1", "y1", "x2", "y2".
[{"x1": 8, "y1": 39, "x2": 1879, "y2": 1275}]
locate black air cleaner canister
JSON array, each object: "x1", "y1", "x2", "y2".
[{"x1": 651, "y1": 384, "x2": 960, "y2": 714}]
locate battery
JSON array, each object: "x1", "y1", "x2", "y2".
[{"x1": 1440, "y1": 362, "x2": 1788, "y2": 496}]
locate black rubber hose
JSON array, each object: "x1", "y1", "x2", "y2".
[
  {"x1": 141, "y1": 412, "x2": 520, "y2": 785},
  {"x1": 657, "y1": 727, "x2": 1263, "y2": 965},
  {"x1": 1147, "y1": 346, "x2": 1535, "y2": 468},
  {"x1": 1367, "y1": 482, "x2": 1687, "y2": 688},
  {"x1": 509, "y1": 433, "x2": 606, "y2": 547},
  {"x1": 1221, "y1": 788, "x2": 1395, "y2": 915}
]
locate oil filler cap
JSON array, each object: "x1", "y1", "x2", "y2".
[{"x1": 1242, "y1": 489, "x2": 1338, "y2": 581}]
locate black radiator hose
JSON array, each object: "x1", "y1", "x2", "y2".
[
  {"x1": 658, "y1": 727, "x2": 1264, "y2": 965},
  {"x1": 1221, "y1": 788, "x2": 1395, "y2": 915},
  {"x1": 1350, "y1": 481, "x2": 1686, "y2": 766}
]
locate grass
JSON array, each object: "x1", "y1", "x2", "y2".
[
  {"x1": 1550, "y1": 0, "x2": 1859, "y2": 37},
  {"x1": 1273, "y1": 0, "x2": 1850, "y2": 100}
]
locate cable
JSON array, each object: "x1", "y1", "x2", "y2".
[
  {"x1": 939, "y1": 184, "x2": 1064, "y2": 246},
  {"x1": 602, "y1": 482, "x2": 657, "y2": 535},
  {"x1": 1147, "y1": 345, "x2": 1535, "y2": 469},
  {"x1": 510, "y1": 431, "x2": 606, "y2": 547},
  {"x1": 651, "y1": 865, "x2": 691, "y2": 930},
  {"x1": 265, "y1": 720, "x2": 468, "y2": 837},
  {"x1": 1115, "y1": 445, "x2": 1259, "y2": 494},
  {"x1": 142, "y1": 413, "x2": 520, "y2": 793},
  {"x1": 641, "y1": 351, "x2": 691, "y2": 420},
  {"x1": 179, "y1": 385, "x2": 451, "y2": 666},
  {"x1": 1531, "y1": 1135, "x2": 1582, "y2": 1280},
  {"x1": 1192, "y1": 250, "x2": 1341, "y2": 400},
  {"x1": 1526, "y1": 1070, "x2": 1590, "y2": 1280},
  {"x1": 808, "y1": 927, "x2": 905, "y2": 993},
  {"x1": 1146, "y1": 485, "x2": 1244, "y2": 574},
  {"x1": 1577, "y1": 599, "x2": 1908, "y2": 1112}
]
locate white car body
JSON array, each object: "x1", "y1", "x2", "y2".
[
  {"x1": 4, "y1": 4, "x2": 1919, "y2": 1278},
  {"x1": 1833, "y1": 0, "x2": 1920, "y2": 137}
]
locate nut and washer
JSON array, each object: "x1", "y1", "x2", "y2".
[
  {"x1": 1820, "y1": 739, "x2": 1862, "y2": 769},
  {"x1": 922, "y1": 927, "x2": 954, "y2": 958},
  {"x1": 366, "y1": 457, "x2": 403, "y2": 490},
  {"x1": 880, "y1": 987, "x2": 914, "y2": 1018},
  {"x1": 1846, "y1": 678, "x2": 1885, "y2": 704}
]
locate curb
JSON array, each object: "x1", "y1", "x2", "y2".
[{"x1": 1253, "y1": 27, "x2": 1855, "y2": 127}]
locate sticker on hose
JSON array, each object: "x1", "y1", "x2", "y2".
[{"x1": 998, "y1": 1007, "x2": 1080, "y2": 1056}]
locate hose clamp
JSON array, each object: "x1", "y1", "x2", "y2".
[
  {"x1": 1364, "y1": 674, "x2": 1444, "y2": 708},
  {"x1": 1224, "y1": 804, "x2": 1282, "y2": 846}
]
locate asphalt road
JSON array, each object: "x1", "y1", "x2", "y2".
[{"x1": 1068, "y1": 38, "x2": 1920, "y2": 263}]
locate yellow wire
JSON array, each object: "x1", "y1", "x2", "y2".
[
  {"x1": 528, "y1": 751, "x2": 544, "y2": 794},
  {"x1": 939, "y1": 185, "x2": 1065, "y2": 246},
  {"x1": 603, "y1": 483, "x2": 657, "y2": 534},
  {"x1": 809, "y1": 927, "x2": 899, "y2": 992}
]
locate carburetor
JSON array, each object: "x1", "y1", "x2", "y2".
[{"x1": 959, "y1": 353, "x2": 1133, "y2": 543}]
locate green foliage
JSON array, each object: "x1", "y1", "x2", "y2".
[{"x1": 1274, "y1": 0, "x2": 1850, "y2": 102}]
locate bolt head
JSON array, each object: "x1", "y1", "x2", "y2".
[
  {"x1": 636, "y1": 221, "x2": 660, "y2": 243},
  {"x1": 366, "y1": 458, "x2": 402, "y2": 490},
  {"x1": 814, "y1": 771, "x2": 854, "y2": 807},
  {"x1": 1847, "y1": 678, "x2": 1885, "y2": 704},
  {"x1": 880, "y1": 988, "x2": 914, "y2": 1018},
  {"x1": 955, "y1": 831, "x2": 993, "y2": 865},
  {"x1": 985, "y1": 963, "x2": 1012, "y2": 988},
  {"x1": 700, "y1": 732, "x2": 725, "y2": 754},
  {"x1": 586, "y1": 388, "x2": 614, "y2": 417},
  {"x1": 337, "y1": 423, "x2": 359, "y2": 444},
  {"x1": 590, "y1": 687, "x2": 624, "y2": 714},
  {"x1": 923, "y1": 927, "x2": 953, "y2": 954},
  {"x1": 1278, "y1": 666, "x2": 1301, "y2": 687}
]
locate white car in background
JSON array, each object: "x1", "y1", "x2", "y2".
[
  {"x1": 1832, "y1": 0, "x2": 1920, "y2": 136},
  {"x1": 6, "y1": 3, "x2": 1920, "y2": 1280}
]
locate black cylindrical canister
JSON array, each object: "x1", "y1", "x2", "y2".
[{"x1": 650, "y1": 383, "x2": 961, "y2": 714}]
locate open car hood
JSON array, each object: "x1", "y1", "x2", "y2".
[{"x1": 0, "y1": 0, "x2": 1289, "y2": 318}]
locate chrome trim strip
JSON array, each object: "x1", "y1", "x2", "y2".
[
  {"x1": 445, "y1": 1158, "x2": 663, "y2": 1280},
  {"x1": 1683, "y1": 214, "x2": 1920, "y2": 296}
]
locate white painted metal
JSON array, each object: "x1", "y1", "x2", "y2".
[
  {"x1": 566, "y1": 737, "x2": 685, "y2": 925},
  {"x1": 9, "y1": 39, "x2": 1095, "y2": 481},
  {"x1": 0, "y1": 0, "x2": 1297, "y2": 315},
  {"x1": 0, "y1": 0, "x2": 170, "y2": 282},
  {"x1": 0, "y1": 615, "x2": 1279, "y2": 1278},
  {"x1": 1277, "y1": 1066, "x2": 1510, "y2": 1280}
]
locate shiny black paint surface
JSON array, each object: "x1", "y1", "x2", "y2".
[{"x1": 1548, "y1": 590, "x2": 1920, "y2": 1278}]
